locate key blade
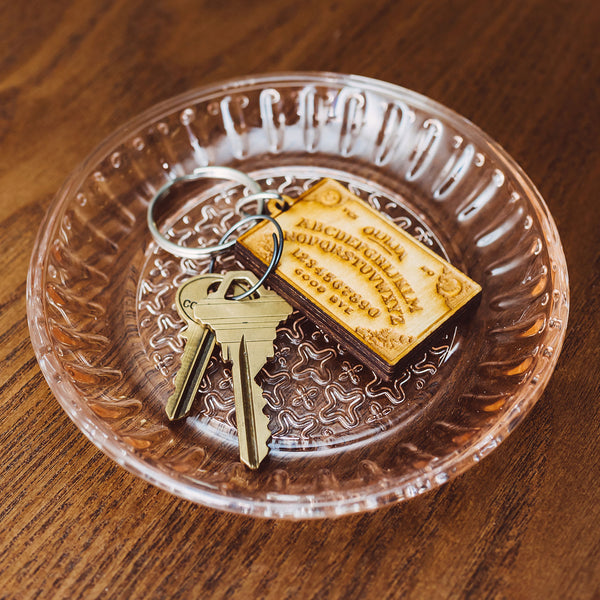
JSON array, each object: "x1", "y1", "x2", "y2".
[
  {"x1": 236, "y1": 335, "x2": 270, "y2": 469},
  {"x1": 166, "y1": 326, "x2": 216, "y2": 420}
]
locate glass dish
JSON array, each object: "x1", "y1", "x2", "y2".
[{"x1": 27, "y1": 73, "x2": 569, "y2": 519}]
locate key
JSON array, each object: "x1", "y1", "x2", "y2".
[
  {"x1": 194, "y1": 270, "x2": 293, "y2": 469},
  {"x1": 165, "y1": 274, "x2": 222, "y2": 421}
]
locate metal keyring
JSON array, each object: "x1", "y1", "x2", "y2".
[
  {"x1": 209, "y1": 214, "x2": 284, "y2": 300},
  {"x1": 147, "y1": 166, "x2": 264, "y2": 259}
]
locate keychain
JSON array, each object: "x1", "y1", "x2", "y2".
[
  {"x1": 236, "y1": 178, "x2": 482, "y2": 378},
  {"x1": 148, "y1": 167, "x2": 292, "y2": 469},
  {"x1": 147, "y1": 166, "x2": 481, "y2": 469}
]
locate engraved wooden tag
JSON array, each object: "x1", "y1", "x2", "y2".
[{"x1": 236, "y1": 179, "x2": 481, "y2": 379}]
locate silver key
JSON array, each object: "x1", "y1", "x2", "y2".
[{"x1": 193, "y1": 271, "x2": 293, "y2": 469}]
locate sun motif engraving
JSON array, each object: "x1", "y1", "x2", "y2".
[
  {"x1": 318, "y1": 188, "x2": 342, "y2": 205},
  {"x1": 436, "y1": 266, "x2": 475, "y2": 309},
  {"x1": 254, "y1": 233, "x2": 274, "y2": 262}
]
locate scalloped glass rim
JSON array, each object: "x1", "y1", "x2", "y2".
[{"x1": 27, "y1": 72, "x2": 569, "y2": 519}]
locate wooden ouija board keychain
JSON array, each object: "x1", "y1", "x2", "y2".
[{"x1": 236, "y1": 178, "x2": 482, "y2": 379}]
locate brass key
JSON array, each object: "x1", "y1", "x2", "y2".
[
  {"x1": 165, "y1": 274, "x2": 222, "y2": 421},
  {"x1": 193, "y1": 271, "x2": 293, "y2": 469}
]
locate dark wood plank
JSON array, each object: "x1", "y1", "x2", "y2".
[{"x1": 0, "y1": 0, "x2": 598, "y2": 598}]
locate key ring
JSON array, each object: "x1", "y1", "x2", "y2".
[
  {"x1": 209, "y1": 214, "x2": 284, "y2": 300},
  {"x1": 147, "y1": 165, "x2": 285, "y2": 300},
  {"x1": 148, "y1": 166, "x2": 272, "y2": 259}
]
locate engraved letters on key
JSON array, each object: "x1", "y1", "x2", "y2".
[{"x1": 236, "y1": 179, "x2": 482, "y2": 379}]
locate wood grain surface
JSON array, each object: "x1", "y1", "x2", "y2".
[{"x1": 1, "y1": 1, "x2": 599, "y2": 598}]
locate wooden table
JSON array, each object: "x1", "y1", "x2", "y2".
[{"x1": 1, "y1": 1, "x2": 598, "y2": 598}]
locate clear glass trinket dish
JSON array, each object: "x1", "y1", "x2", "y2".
[{"x1": 27, "y1": 72, "x2": 569, "y2": 519}]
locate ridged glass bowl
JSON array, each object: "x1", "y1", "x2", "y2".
[{"x1": 27, "y1": 73, "x2": 568, "y2": 519}]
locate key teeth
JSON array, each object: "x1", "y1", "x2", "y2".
[
  {"x1": 166, "y1": 367, "x2": 192, "y2": 419},
  {"x1": 241, "y1": 386, "x2": 272, "y2": 470},
  {"x1": 166, "y1": 365, "x2": 192, "y2": 420},
  {"x1": 166, "y1": 326, "x2": 216, "y2": 421},
  {"x1": 257, "y1": 405, "x2": 272, "y2": 467},
  {"x1": 244, "y1": 438, "x2": 270, "y2": 470}
]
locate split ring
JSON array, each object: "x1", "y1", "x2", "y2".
[
  {"x1": 147, "y1": 166, "x2": 264, "y2": 259},
  {"x1": 209, "y1": 215, "x2": 284, "y2": 301}
]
